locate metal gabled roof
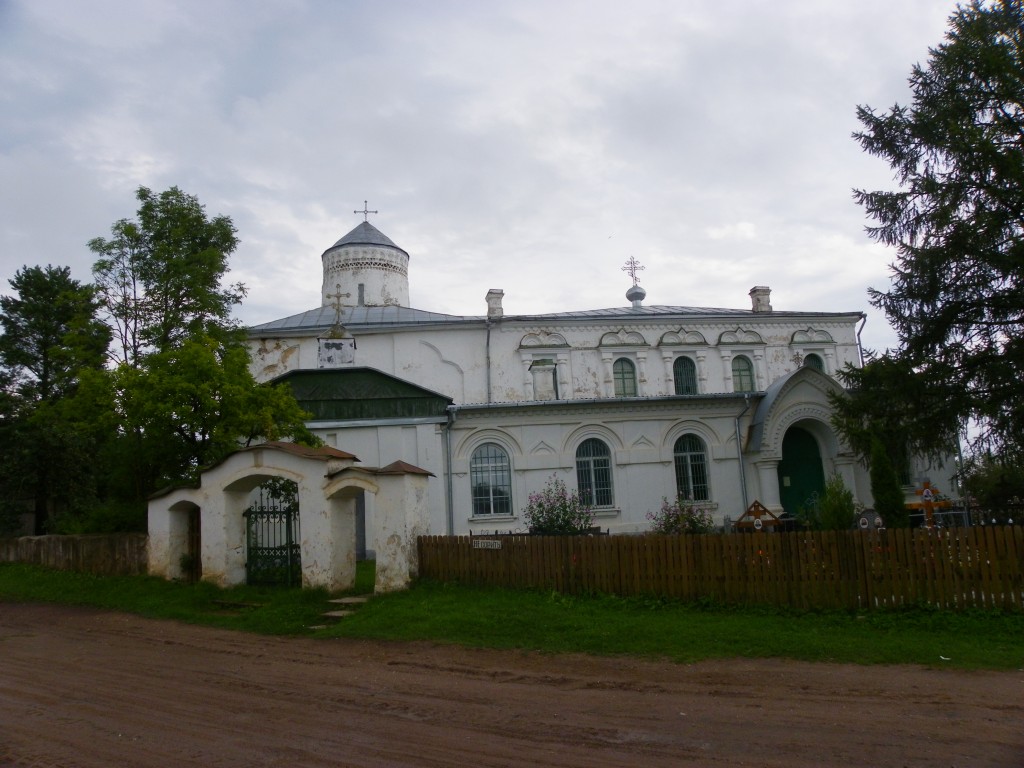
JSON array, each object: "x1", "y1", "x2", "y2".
[
  {"x1": 248, "y1": 302, "x2": 865, "y2": 338},
  {"x1": 512, "y1": 305, "x2": 863, "y2": 321},
  {"x1": 248, "y1": 304, "x2": 483, "y2": 336}
]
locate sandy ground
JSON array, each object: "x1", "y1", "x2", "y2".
[{"x1": 0, "y1": 602, "x2": 1021, "y2": 768}]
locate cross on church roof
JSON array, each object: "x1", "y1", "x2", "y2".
[
  {"x1": 621, "y1": 256, "x2": 645, "y2": 286},
  {"x1": 326, "y1": 283, "x2": 351, "y2": 330},
  {"x1": 353, "y1": 200, "x2": 378, "y2": 222}
]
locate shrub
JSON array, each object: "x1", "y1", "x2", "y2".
[
  {"x1": 0, "y1": 501, "x2": 23, "y2": 536},
  {"x1": 647, "y1": 497, "x2": 715, "y2": 534},
  {"x1": 794, "y1": 493, "x2": 821, "y2": 530},
  {"x1": 818, "y1": 474, "x2": 857, "y2": 530},
  {"x1": 522, "y1": 475, "x2": 595, "y2": 534},
  {"x1": 795, "y1": 475, "x2": 858, "y2": 531},
  {"x1": 871, "y1": 438, "x2": 908, "y2": 527},
  {"x1": 962, "y1": 455, "x2": 1024, "y2": 510},
  {"x1": 53, "y1": 500, "x2": 147, "y2": 534}
]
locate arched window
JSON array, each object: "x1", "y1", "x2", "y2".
[
  {"x1": 732, "y1": 355, "x2": 755, "y2": 392},
  {"x1": 673, "y1": 356, "x2": 698, "y2": 395},
  {"x1": 803, "y1": 353, "x2": 824, "y2": 372},
  {"x1": 470, "y1": 443, "x2": 512, "y2": 516},
  {"x1": 613, "y1": 358, "x2": 637, "y2": 397},
  {"x1": 674, "y1": 434, "x2": 710, "y2": 501},
  {"x1": 575, "y1": 438, "x2": 614, "y2": 507}
]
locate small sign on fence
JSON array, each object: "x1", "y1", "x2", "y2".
[{"x1": 472, "y1": 539, "x2": 502, "y2": 550}]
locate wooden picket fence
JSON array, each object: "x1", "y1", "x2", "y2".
[{"x1": 418, "y1": 526, "x2": 1024, "y2": 611}]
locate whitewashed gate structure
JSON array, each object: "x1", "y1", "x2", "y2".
[{"x1": 147, "y1": 441, "x2": 432, "y2": 593}]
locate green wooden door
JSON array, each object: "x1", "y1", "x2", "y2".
[{"x1": 777, "y1": 427, "x2": 826, "y2": 517}]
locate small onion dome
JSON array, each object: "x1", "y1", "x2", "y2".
[{"x1": 626, "y1": 284, "x2": 646, "y2": 307}]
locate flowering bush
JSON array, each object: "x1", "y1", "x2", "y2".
[
  {"x1": 647, "y1": 497, "x2": 715, "y2": 534},
  {"x1": 523, "y1": 475, "x2": 595, "y2": 534}
]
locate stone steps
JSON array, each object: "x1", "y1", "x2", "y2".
[
  {"x1": 329, "y1": 596, "x2": 370, "y2": 605},
  {"x1": 319, "y1": 594, "x2": 372, "y2": 623}
]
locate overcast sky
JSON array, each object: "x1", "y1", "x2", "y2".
[{"x1": 1, "y1": 0, "x2": 959, "y2": 353}]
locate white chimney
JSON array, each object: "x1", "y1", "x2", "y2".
[
  {"x1": 486, "y1": 289, "x2": 504, "y2": 319},
  {"x1": 749, "y1": 286, "x2": 772, "y2": 313}
]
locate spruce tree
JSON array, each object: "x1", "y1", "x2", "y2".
[{"x1": 854, "y1": 0, "x2": 1024, "y2": 460}]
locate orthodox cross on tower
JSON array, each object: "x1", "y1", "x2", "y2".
[
  {"x1": 326, "y1": 283, "x2": 351, "y2": 330},
  {"x1": 621, "y1": 256, "x2": 645, "y2": 286},
  {"x1": 353, "y1": 200, "x2": 378, "y2": 222}
]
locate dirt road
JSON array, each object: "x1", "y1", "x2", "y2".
[{"x1": 0, "y1": 603, "x2": 1021, "y2": 767}]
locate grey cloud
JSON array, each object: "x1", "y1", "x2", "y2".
[{"x1": 1, "y1": 0, "x2": 960, "y2": 356}]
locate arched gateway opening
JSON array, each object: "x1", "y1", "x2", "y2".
[
  {"x1": 777, "y1": 426, "x2": 826, "y2": 517},
  {"x1": 244, "y1": 480, "x2": 302, "y2": 587}
]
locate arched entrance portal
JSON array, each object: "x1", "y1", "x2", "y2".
[{"x1": 778, "y1": 426, "x2": 826, "y2": 517}]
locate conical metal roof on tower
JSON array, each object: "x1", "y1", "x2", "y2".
[{"x1": 325, "y1": 221, "x2": 407, "y2": 255}]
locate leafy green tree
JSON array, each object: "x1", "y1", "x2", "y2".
[
  {"x1": 0, "y1": 265, "x2": 110, "y2": 403},
  {"x1": 86, "y1": 186, "x2": 317, "y2": 502},
  {"x1": 0, "y1": 265, "x2": 111, "y2": 532},
  {"x1": 1, "y1": 190, "x2": 316, "y2": 529},
  {"x1": 0, "y1": 367, "x2": 29, "y2": 534},
  {"x1": 853, "y1": 0, "x2": 1024, "y2": 460},
  {"x1": 962, "y1": 455, "x2": 1024, "y2": 511},
  {"x1": 870, "y1": 439, "x2": 909, "y2": 528},
  {"x1": 89, "y1": 186, "x2": 245, "y2": 365},
  {"x1": 112, "y1": 334, "x2": 317, "y2": 488}
]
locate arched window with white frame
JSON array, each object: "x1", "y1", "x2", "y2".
[
  {"x1": 673, "y1": 356, "x2": 698, "y2": 395},
  {"x1": 470, "y1": 443, "x2": 513, "y2": 516},
  {"x1": 612, "y1": 358, "x2": 637, "y2": 397},
  {"x1": 674, "y1": 434, "x2": 710, "y2": 502},
  {"x1": 731, "y1": 355, "x2": 755, "y2": 392},
  {"x1": 575, "y1": 438, "x2": 614, "y2": 507}
]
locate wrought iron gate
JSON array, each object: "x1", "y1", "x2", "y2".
[{"x1": 244, "y1": 490, "x2": 301, "y2": 587}]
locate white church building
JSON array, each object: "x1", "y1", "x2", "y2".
[{"x1": 246, "y1": 218, "x2": 941, "y2": 544}]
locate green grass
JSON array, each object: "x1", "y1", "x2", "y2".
[
  {"x1": 2, "y1": 563, "x2": 1022, "y2": 670},
  {"x1": 322, "y1": 580, "x2": 1024, "y2": 670},
  {"x1": 0, "y1": 561, "x2": 374, "y2": 635}
]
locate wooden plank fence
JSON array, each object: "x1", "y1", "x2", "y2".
[
  {"x1": 418, "y1": 527, "x2": 1024, "y2": 611},
  {"x1": 0, "y1": 534, "x2": 148, "y2": 577}
]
